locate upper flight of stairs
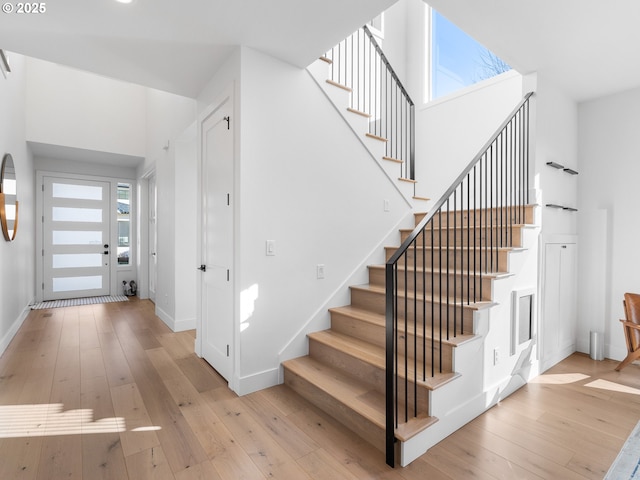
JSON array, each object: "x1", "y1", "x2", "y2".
[
  {"x1": 307, "y1": 57, "x2": 429, "y2": 207},
  {"x1": 282, "y1": 205, "x2": 537, "y2": 465}
]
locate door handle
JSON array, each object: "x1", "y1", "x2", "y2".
[
  {"x1": 198, "y1": 264, "x2": 207, "y2": 272},
  {"x1": 103, "y1": 251, "x2": 109, "y2": 255}
]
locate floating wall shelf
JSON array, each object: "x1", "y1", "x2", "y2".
[
  {"x1": 545, "y1": 203, "x2": 578, "y2": 212},
  {"x1": 563, "y1": 168, "x2": 578, "y2": 175},
  {"x1": 546, "y1": 161, "x2": 564, "y2": 169}
]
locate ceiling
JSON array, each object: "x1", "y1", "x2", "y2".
[
  {"x1": 0, "y1": 0, "x2": 395, "y2": 98},
  {"x1": 427, "y1": 0, "x2": 640, "y2": 102},
  {"x1": 1, "y1": 1, "x2": 638, "y2": 102}
]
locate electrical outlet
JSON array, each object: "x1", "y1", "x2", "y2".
[
  {"x1": 493, "y1": 347, "x2": 500, "y2": 365},
  {"x1": 317, "y1": 264, "x2": 325, "y2": 279}
]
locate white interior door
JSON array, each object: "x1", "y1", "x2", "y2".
[
  {"x1": 148, "y1": 174, "x2": 157, "y2": 303},
  {"x1": 200, "y1": 99, "x2": 234, "y2": 382},
  {"x1": 542, "y1": 242, "x2": 578, "y2": 370},
  {"x1": 43, "y1": 177, "x2": 111, "y2": 300}
]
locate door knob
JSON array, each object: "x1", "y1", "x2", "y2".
[
  {"x1": 198, "y1": 265, "x2": 207, "y2": 272},
  {"x1": 104, "y1": 244, "x2": 109, "y2": 248},
  {"x1": 103, "y1": 251, "x2": 109, "y2": 255}
]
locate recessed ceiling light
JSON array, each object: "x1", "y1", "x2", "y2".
[{"x1": 115, "y1": 0, "x2": 135, "y2": 4}]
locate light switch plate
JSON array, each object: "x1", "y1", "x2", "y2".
[{"x1": 266, "y1": 240, "x2": 276, "y2": 256}]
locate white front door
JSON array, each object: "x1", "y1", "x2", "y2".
[
  {"x1": 43, "y1": 177, "x2": 111, "y2": 300},
  {"x1": 199, "y1": 96, "x2": 234, "y2": 382}
]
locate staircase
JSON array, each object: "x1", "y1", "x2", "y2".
[
  {"x1": 283, "y1": 26, "x2": 536, "y2": 467},
  {"x1": 282, "y1": 202, "x2": 536, "y2": 464}
]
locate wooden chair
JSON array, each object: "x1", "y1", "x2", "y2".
[{"x1": 616, "y1": 293, "x2": 640, "y2": 371}]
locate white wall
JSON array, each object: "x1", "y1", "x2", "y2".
[
  {"x1": 25, "y1": 58, "x2": 146, "y2": 158},
  {"x1": 529, "y1": 74, "x2": 579, "y2": 371},
  {"x1": 0, "y1": 53, "x2": 36, "y2": 354},
  {"x1": 34, "y1": 157, "x2": 137, "y2": 180},
  {"x1": 381, "y1": 0, "x2": 427, "y2": 104},
  {"x1": 144, "y1": 89, "x2": 197, "y2": 329},
  {"x1": 417, "y1": 71, "x2": 524, "y2": 203},
  {"x1": 578, "y1": 86, "x2": 640, "y2": 361},
  {"x1": 534, "y1": 76, "x2": 579, "y2": 237},
  {"x1": 173, "y1": 123, "x2": 198, "y2": 329}
]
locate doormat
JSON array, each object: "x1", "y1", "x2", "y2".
[
  {"x1": 606, "y1": 420, "x2": 640, "y2": 479},
  {"x1": 31, "y1": 295, "x2": 129, "y2": 310}
]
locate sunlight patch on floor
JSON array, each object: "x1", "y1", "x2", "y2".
[
  {"x1": 585, "y1": 379, "x2": 640, "y2": 396},
  {"x1": 529, "y1": 373, "x2": 590, "y2": 384},
  {"x1": 0, "y1": 403, "x2": 160, "y2": 438}
]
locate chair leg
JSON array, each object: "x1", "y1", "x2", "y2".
[{"x1": 615, "y1": 349, "x2": 640, "y2": 371}]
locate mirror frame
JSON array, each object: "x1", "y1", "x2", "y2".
[{"x1": 0, "y1": 153, "x2": 18, "y2": 241}]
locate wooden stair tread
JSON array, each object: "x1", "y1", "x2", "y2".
[
  {"x1": 330, "y1": 305, "x2": 476, "y2": 347},
  {"x1": 347, "y1": 107, "x2": 371, "y2": 118},
  {"x1": 383, "y1": 156, "x2": 404, "y2": 164},
  {"x1": 319, "y1": 56, "x2": 332, "y2": 64},
  {"x1": 350, "y1": 283, "x2": 495, "y2": 311},
  {"x1": 395, "y1": 413, "x2": 439, "y2": 442},
  {"x1": 412, "y1": 196, "x2": 431, "y2": 201},
  {"x1": 428, "y1": 203, "x2": 537, "y2": 214},
  {"x1": 283, "y1": 356, "x2": 439, "y2": 441},
  {"x1": 368, "y1": 264, "x2": 511, "y2": 278},
  {"x1": 401, "y1": 223, "x2": 530, "y2": 233},
  {"x1": 326, "y1": 79, "x2": 351, "y2": 92},
  {"x1": 309, "y1": 330, "x2": 461, "y2": 390},
  {"x1": 283, "y1": 356, "x2": 385, "y2": 426},
  {"x1": 365, "y1": 132, "x2": 388, "y2": 142},
  {"x1": 386, "y1": 245, "x2": 522, "y2": 253},
  {"x1": 398, "y1": 177, "x2": 417, "y2": 184}
]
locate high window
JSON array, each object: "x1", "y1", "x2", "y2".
[{"x1": 430, "y1": 10, "x2": 510, "y2": 100}]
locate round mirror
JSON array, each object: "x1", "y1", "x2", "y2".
[{"x1": 0, "y1": 153, "x2": 18, "y2": 241}]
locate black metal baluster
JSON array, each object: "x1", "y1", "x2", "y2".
[
  {"x1": 453, "y1": 190, "x2": 457, "y2": 336},
  {"x1": 403, "y1": 254, "x2": 408, "y2": 423},
  {"x1": 431, "y1": 222, "x2": 435, "y2": 377},
  {"x1": 422, "y1": 229, "x2": 426, "y2": 382},
  {"x1": 413, "y1": 229, "x2": 417, "y2": 417}
]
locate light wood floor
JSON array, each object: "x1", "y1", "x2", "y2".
[{"x1": 0, "y1": 298, "x2": 638, "y2": 479}]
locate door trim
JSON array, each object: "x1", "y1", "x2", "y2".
[
  {"x1": 196, "y1": 83, "x2": 238, "y2": 391},
  {"x1": 35, "y1": 170, "x2": 136, "y2": 303}
]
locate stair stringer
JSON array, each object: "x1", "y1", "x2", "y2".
[
  {"x1": 307, "y1": 59, "x2": 426, "y2": 208},
  {"x1": 398, "y1": 221, "x2": 540, "y2": 467}
]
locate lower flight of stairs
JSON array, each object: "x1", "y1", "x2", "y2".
[{"x1": 282, "y1": 205, "x2": 535, "y2": 466}]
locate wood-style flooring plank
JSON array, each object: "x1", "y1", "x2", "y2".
[
  {"x1": 124, "y1": 446, "x2": 175, "y2": 480},
  {"x1": 242, "y1": 390, "x2": 321, "y2": 460},
  {"x1": 111, "y1": 320, "x2": 209, "y2": 474},
  {"x1": 110, "y1": 383, "x2": 161, "y2": 457}
]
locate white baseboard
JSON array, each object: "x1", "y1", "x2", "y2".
[
  {"x1": 174, "y1": 317, "x2": 196, "y2": 332},
  {"x1": 155, "y1": 305, "x2": 195, "y2": 332},
  {"x1": 235, "y1": 367, "x2": 279, "y2": 396},
  {"x1": 0, "y1": 301, "x2": 32, "y2": 356}
]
